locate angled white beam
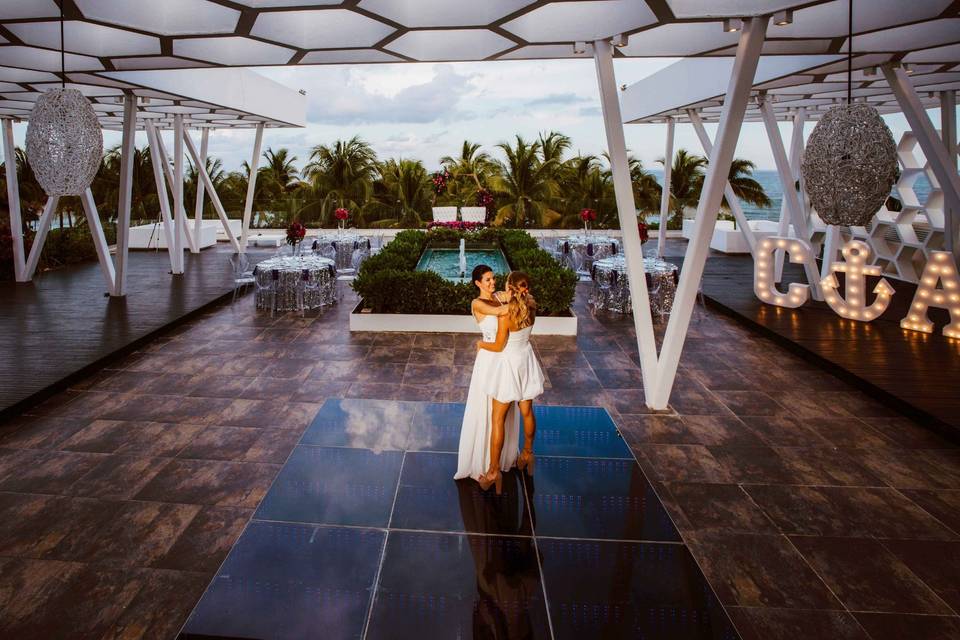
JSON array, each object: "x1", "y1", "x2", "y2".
[
  {"x1": 173, "y1": 114, "x2": 185, "y2": 273},
  {"x1": 193, "y1": 127, "x2": 209, "y2": 253},
  {"x1": 885, "y1": 65, "x2": 960, "y2": 259},
  {"x1": 183, "y1": 129, "x2": 243, "y2": 253},
  {"x1": 2, "y1": 119, "x2": 26, "y2": 281},
  {"x1": 650, "y1": 16, "x2": 769, "y2": 409},
  {"x1": 113, "y1": 94, "x2": 137, "y2": 296},
  {"x1": 760, "y1": 98, "x2": 822, "y2": 300},
  {"x1": 24, "y1": 196, "x2": 58, "y2": 280},
  {"x1": 776, "y1": 108, "x2": 807, "y2": 281},
  {"x1": 154, "y1": 126, "x2": 197, "y2": 257},
  {"x1": 657, "y1": 116, "x2": 674, "y2": 257},
  {"x1": 594, "y1": 38, "x2": 659, "y2": 401},
  {"x1": 240, "y1": 122, "x2": 265, "y2": 254},
  {"x1": 688, "y1": 108, "x2": 757, "y2": 257},
  {"x1": 79, "y1": 188, "x2": 116, "y2": 292},
  {"x1": 941, "y1": 90, "x2": 957, "y2": 256},
  {"x1": 144, "y1": 121, "x2": 179, "y2": 273}
]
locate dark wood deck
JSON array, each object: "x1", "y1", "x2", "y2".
[
  {"x1": 702, "y1": 255, "x2": 960, "y2": 437},
  {"x1": 0, "y1": 246, "x2": 268, "y2": 419}
]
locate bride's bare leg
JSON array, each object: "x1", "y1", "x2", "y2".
[
  {"x1": 480, "y1": 399, "x2": 510, "y2": 493},
  {"x1": 517, "y1": 400, "x2": 536, "y2": 474}
]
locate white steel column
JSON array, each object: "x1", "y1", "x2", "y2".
[
  {"x1": 820, "y1": 226, "x2": 842, "y2": 282},
  {"x1": 183, "y1": 129, "x2": 242, "y2": 253},
  {"x1": 153, "y1": 128, "x2": 197, "y2": 254},
  {"x1": 24, "y1": 196, "x2": 58, "y2": 280},
  {"x1": 172, "y1": 114, "x2": 185, "y2": 273},
  {"x1": 2, "y1": 119, "x2": 26, "y2": 281},
  {"x1": 688, "y1": 108, "x2": 757, "y2": 256},
  {"x1": 113, "y1": 94, "x2": 137, "y2": 296},
  {"x1": 193, "y1": 127, "x2": 209, "y2": 253},
  {"x1": 657, "y1": 116, "x2": 674, "y2": 257},
  {"x1": 80, "y1": 188, "x2": 116, "y2": 291},
  {"x1": 760, "y1": 98, "x2": 822, "y2": 299},
  {"x1": 593, "y1": 38, "x2": 659, "y2": 399},
  {"x1": 239, "y1": 123, "x2": 265, "y2": 254},
  {"x1": 144, "y1": 121, "x2": 179, "y2": 273},
  {"x1": 885, "y1": 65, "x2": 960, "y2": 259},
  {"x1": 776, "y1": 108, "x2": 807, "y2": 281},
  {"x1": 650, "y1": 16, "x2": 769, "y2": 409}
]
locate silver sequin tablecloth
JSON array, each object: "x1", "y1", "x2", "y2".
[
  {"x1": 311, "y1": 232, "x2": 370, "y2": 271},
  {"x1": 560, "y1": 234, "x2": 620, "y2": 274},
  {"x1": 590, "y1": 255, "x2": 679, "y2": 317},
  {"x1": 253, "y1": 255, "x2": 337, "y2": 312}
]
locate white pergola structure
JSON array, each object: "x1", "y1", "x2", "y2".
[
  {"x1": 1, "y1": 0, "x2": 957, "y2": 410},
  {"x1": 0, "y1": 66, "x2": 305, "y2": 294}
]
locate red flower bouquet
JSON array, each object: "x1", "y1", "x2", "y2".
[
  {"x1": 579, "y1": 208, "x2": 597, "y2": 222},
  {"x1": 286, "y1": 221, "x2": 306, "y2": 247},
  {"x1": 638, "y1": 221, "x2": 649, "y2": 244},
  {"x1": 334, "y1": 208, "x2": 350, "y2": 221}
]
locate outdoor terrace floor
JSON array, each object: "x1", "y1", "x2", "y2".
[{"x1": 0, "y1": 249, "x2": 958, "y2": 639}]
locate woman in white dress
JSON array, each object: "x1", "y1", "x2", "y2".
[
  {"x1": 454, "y1": 265, "x2": 521, "y2": 482},
  {"x1": 477, "y1": 271, "x2": 545, "y2": 493}
]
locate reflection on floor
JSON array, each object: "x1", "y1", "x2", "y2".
[{"x1": 179, "y1": 400, "x2": 738, "y2": 640}]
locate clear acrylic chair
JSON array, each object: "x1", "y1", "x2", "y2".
[
  {"x1": 229, "y1": 253, "x2": 256, "y2": 303},
  {"x1": 255, "y1": 269, "x2": 279, "y2": 317}
]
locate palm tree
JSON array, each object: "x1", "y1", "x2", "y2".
[
  {"x1": 94, "y1": 145, "x2": 159, "y2": 224},
  {"x1": 489, "y1": 135, "x2": 561, "y2": 228},
  {"x1": 659, "y1": 148, "x2": 707, "y2": 228},
  {"x1": 302, "y1": 136, "x2": 378, "y2": 224},
  {"x1": 260, "y1": 147, "x2": 301, "y2": 194},
  {"x1": 440, "y1": 140, "x2": 497, "y2": 206},
  {"x1": 724, "y1": 158, "x2": 771, "y2": 211},
  {"x1": 0, "y1": 147, "x2": 47, "y2": 225},
  {"x1": 371, "y1": 158, "x2": 432, "y2": 227},
  {"x1": 184, "y1": 156, "x2": 228, "y2": 217}
]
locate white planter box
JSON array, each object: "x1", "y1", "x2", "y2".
[
  {"x1": 350, "y1": 302, "x2": 578, "y2": 335},
  {"x1": 682, "y1": 219, "x2": 794, "y2": 254},
  {"x1": 129, "y1": 222, "x2": 217, "y2": 250}
]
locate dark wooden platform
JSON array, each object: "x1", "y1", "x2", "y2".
[
  {"x1": 702, "y1": 255, "x2": 960, "y2": 436},
  {"x1": 0, "y1": 247, "x2": 266, "y2": 419}
]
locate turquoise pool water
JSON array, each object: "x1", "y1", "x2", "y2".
[{"x1": 416, "y1": 248, "x2": 510, "y2": 283}]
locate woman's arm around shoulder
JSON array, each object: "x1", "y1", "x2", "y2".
[
  {"x1": 472, "y1": 297, "x2": 508, "y2": 317},
  {"x1": 477, "y1": 314, "x2": 510, "y2": 353}
]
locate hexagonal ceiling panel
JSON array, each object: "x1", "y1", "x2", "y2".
[
  {"x1": 497, "y1": 44, "x2": 593, "y2": 60},
  {"x1": 502, "y1": 0, "x2": 657, "y2": 43},
  {"x1": 110, "y1": 56, "x2": 212, "y2": 71},
  {"x1": 173, "y1": 37, "x2": 295, "y2": 66},
  {"x1": 357, "y1": 0, "x2": 536, "y2": 28},
  {"x1": 0, "y1": 0, "x2": 59, "y2": 20},
  {"x1": 6, "y1": 20, "x2": 161, "y2": 57},
  {"x1": 386, "y1": 29, "x2": 516, "y2": 61},
  {"x1": 74, "y1": 0, "x2": 240, "y2": 36},
  {"x1": 665, "y1": 0, "x2": 812, "y2": 18},
  {"x1": 251, "y1": 9, "x2": 394, "y2": 49},
  {"x1": 0, "y1": 45, "x2": 102, "y2": 72},
  {"x1": 235, "y1": 0, "x2": 339, "y2": 6},
  {"x1": 620, "y1": 23, "x2": 739, "y2": 57},
  {"x1": 299, "y1": 49, "x2": 403, "y2": 65}
]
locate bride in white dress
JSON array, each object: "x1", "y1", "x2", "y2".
[
  {"x1": 454, "y1": 265, "x2": 521, "y2": 482},
  {"x1": 476, "y1": 271, "x2": 545, "y2": 493}
]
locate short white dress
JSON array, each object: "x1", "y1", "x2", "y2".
[
  {"x1": 454, "y1": 313, "x2": 520, "y2": 480},
  {"x1": 484, "y1": 325, "x2": 545, "y2": 403}
]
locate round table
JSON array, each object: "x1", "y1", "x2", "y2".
[
  {"x1": 311, "y1": 232, "x2": 370, "y2": 272},
  {"x1": 590, "y1": 255, "x2": 679, "y2": 317},
  {"x1": 559, "y1": 234, "x2": 620, "y2": 274},
  {"x1": 253, "y1": 255, "x2": 337, "y2": 312}
]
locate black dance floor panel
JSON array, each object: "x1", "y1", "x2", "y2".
[{"x1": 180, "y1": 400, "x2": 740, "y2": 640}]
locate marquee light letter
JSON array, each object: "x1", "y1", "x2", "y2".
[
  {"x1": 755, "y1": 236, "x2": 811, "y2": 308},
  {"x1": 821, "y1": 240, "x2": 894, "y2": 321},
  {"x1": 901, "y1": 251, "x2": 960, "y2": 338}
]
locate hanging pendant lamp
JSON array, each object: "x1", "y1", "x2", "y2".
[
  {"x1": 801, "y1": 0, "x2": 897, "y2": 228},
  {"x1": 25, "y1": 1, "x2": 103, "y2": 197}
]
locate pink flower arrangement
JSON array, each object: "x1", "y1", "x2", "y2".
[
  {"x1": 475, "y1": 188, "x2": 494, "y2": 210},
  {"x1": 426, "y1": 221, "x2": 486, "y2": 231},
  {"x1": 431, "y1": 170, "x2": 451, "y2": 195},
  {"x1": 579, "y1": 208, "x2": 597, "y2": 222},
  {"x1": 334, "y1": 207, "x2": 350, "y2": 221},
  {"x1": 286, "y1": 221, "x2": 306, "y2": 246}
]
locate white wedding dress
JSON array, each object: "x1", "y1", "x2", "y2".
[
  {"x1": 454, "y1": 313, "x2": 520, "y2": 481},
  {"x1": 484, "y1": 325, "x2": 545, "y2": 403}
]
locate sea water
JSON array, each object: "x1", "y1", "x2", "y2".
[{"x1": 416, "y1": 248, "x2": 510, "y2": 283}]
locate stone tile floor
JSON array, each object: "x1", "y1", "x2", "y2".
[{"x1": 0, "y1": 283, "x2": 958, "y2": 639}]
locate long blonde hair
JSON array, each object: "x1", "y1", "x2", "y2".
[{"x1": 506, "y1": 271, "x2": 534, "y2": 329}]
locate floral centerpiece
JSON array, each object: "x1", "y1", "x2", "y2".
[
  {"x1": 431, "y1": 170, "x2": 451, "y2": 196},
  {"x1": 579, "y1": 208, "x2": 596, "y2": 234},
  {"x1": 638, "y1": 221, "x2": 649, "y2": 244},
  {"x1": 286, "y1": 221, "x2": 306, "y2": 254},
  {"x1": 475, "y1": 187, "x2": 494, "y2": 218},
  {"x1": 334, "y1": 207, "x2": 350, "y2": 234}
]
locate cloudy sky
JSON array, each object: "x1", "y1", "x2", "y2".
[{"x1": 14, "y1": 57, "x2": 928, "y2": 175}]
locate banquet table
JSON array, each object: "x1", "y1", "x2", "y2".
[
  {"x1": 253, "y1": 255, "x2": 337, "y2": 312},
  {"x1": 590, "y1": 255, "x2": 679, "y2": 317},
  {"x1": 559, "y1": 234, "x2": 620, "y2": 274},
  {"x1": 311, "y1": 232, "x2": 370, "y2": 272}
]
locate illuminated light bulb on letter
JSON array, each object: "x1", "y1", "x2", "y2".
[
  {"x1": 753, "y1": 236, "x2": 811, "y2": 308},
  {"x1": 821, "y1": 240, "x2": 893, "y2": 322},
  {"x1": 901, "y1": 250, "x2": 960, "y2": 337}
]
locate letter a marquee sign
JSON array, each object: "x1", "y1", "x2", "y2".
[{"x1": 754, "y1": 236, "x2": 960, "y2": 338}]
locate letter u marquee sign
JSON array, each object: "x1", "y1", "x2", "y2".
[{"x1": 754, "y1": 236, "x2": 960, "y2": 339}]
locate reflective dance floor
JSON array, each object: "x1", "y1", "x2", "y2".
[{"x1": 179, "y1": 400, "x2": 738, "y2": 640}]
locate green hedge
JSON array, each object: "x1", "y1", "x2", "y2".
[{"x1": 352, "y1": 228, "x2": 577, "y2": 316}]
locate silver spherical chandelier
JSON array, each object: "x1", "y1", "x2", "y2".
[
  {"x1": 25, "y1": 2, "x2": 102, "y2": 197},
  {"x1": 801, "y1": 0, "x2": 897, "y2": 228}
]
